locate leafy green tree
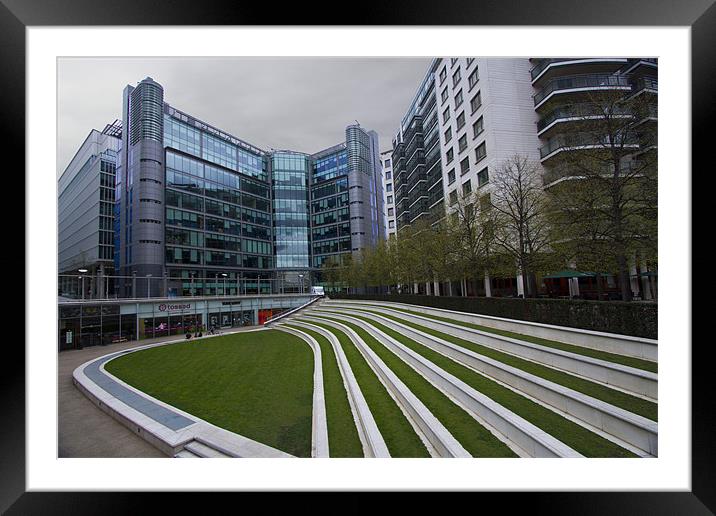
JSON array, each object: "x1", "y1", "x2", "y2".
[{"x1": 545, "y1": 88, "x2": 657, "y2": 301}]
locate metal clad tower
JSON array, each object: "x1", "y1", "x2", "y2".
[{"x1": 120, "y1": 77, "x2": 165, "y2": 296}]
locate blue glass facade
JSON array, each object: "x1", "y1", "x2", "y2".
[
  {"x1": 310, "y1": 148, "x2": 351, "y2": 268},
  {"x1": 117, "y1": 77, "x2": 384, "y2": 294},
  {"x1": 272, "y1": 152, "x2": 310, "y2": 270}
]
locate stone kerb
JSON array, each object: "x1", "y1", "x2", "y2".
[{"x1": 73, "y1": 328, "x2": 294, "y2": 458}]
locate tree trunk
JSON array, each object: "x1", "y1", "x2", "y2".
[{"x1": 617, "y1": 254, "x2": 632, "y2": 302}]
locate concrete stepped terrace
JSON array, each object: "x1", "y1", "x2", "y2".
[{"x1": 73, "y1": 299, "x2": 657, "y2": 458}]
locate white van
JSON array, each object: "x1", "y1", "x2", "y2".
[{"x1": 310, "y1": 286, "x2": 325, "y2": 296}]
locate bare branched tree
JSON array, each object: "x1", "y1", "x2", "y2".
[
  {"x1": 489, "y1": 155, "x2": 552, "y2": 297},
  {"x1": 447, "y1": 189, "x2": 495, "y2": 293}
]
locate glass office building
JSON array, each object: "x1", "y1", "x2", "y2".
[{"x1": 112, "y1": 77, "x2": 384, "y2": 296}]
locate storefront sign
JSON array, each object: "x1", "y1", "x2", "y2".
[{"x1": 156, "y1": 302, "x2": 193, "y2": 312}]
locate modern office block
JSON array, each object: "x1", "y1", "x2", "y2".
[
  {"x1": 58, "y1": 121, "x2": 122, "y2": 296},
  {"x1": 109, "y1": 77, "x2": 383, "y2": 297}
]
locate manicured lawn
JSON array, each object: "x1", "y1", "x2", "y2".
[
  {"x1": 385, "y1": 306, "x2": 657, "y2": 373},
  {"x1": 340, "y1": 312, "x2": 638, "y2": 458},
  {"x1": 283, "y1": 324, "x2": 364, "y2": 457},
  {"x1": 296, "y1": 318, "x2": 430, "y2": 458},
  {"x1": 347, "y1": 309, "x2": 657, "y2": 422},
  {"x1": 316, "y1": 315, "x2": 517, "y2": 457},
  {"x1": 105, "y1": 329, "x2": 314, "y2": 457}
]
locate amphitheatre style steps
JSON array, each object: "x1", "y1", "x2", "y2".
[
  {"x1": 325, "y1": 303, "x2": 657, "y2": 400},
  {"x1": 301, "y1": 306, "x2": 657, "y2": 457},
  {"x1": 73, "y1": 296, "x2": 657, "y2": 459},
  {"x1": 279, "y1": 320, "x2": 390, "y2": 457},
  {"x1": 299, "y1": 316, "x2": 472, "y2": 458},
  {"x1": 326, "y1": 300, "x2": 658, "y2": 362},
  {"x1": 303, "y1": 313, "x2": 581, "y2": 458},
  {"x1": 316, "y1": 306, "x2": 658, "y2": 421}
]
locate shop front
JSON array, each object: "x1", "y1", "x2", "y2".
[{"x1": 58, "y1": 294, "x2": 314, "y2": 350}]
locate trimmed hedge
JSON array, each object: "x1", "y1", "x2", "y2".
[{"x1": 328, "y1": 294, "x2": 657, "y2": 339}]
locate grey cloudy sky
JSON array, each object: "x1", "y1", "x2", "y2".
[{"x1": 57, "y1": 57, "x2": 432, "y2": 176}]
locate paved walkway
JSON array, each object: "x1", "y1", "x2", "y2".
[{"x1": 58, "y1": 328, "x2": 259, "y2": 458}]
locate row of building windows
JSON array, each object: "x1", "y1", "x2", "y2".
[
  {"x1": 165, "y1": 207, "x2": 272, "y2": 241},
  {"x1": 311, "y1": 177, "x2": 348, "y2": 200},
  {"x1": 164, "y1": 116, "x2": 267, "y2": 181},
  {"x1": 312, "y1": 151, "x2": 348, "y2": 182},
  {"x1": 312, "y1": 207, "x2": 350, "y2": 227},
  {"x1": 165, "y1": 246, "x2": 274, "y2": 268},
  {"x1": 312, "y1": 236, "x2": 351, "y2": 256},
  {"x1": 165, "y1": 189, "x2": 272, "y2": 227}
]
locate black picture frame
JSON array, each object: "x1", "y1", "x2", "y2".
[{"x1": 3, "y1": 0, "x2": 711, "y2": 511}]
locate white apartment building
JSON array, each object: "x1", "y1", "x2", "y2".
[
  {"x1": 436, "y1": 57, "x2": 543, "y2": 212},
  {"x1": 380, "y1": 150, "x2": 397, "y2": 239},
  {"x1": 392, "y1": 57, "x2": 657, "y2": 299}
]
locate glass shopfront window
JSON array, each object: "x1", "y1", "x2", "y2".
[{"x1": 58, "y1": 304, "x2": 135, "y2": 350}]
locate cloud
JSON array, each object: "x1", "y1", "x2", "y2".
[{"x1": 57, "y1": 57, "x2": 432, "y2": 177}]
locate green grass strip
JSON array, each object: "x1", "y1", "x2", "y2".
[
  {"x1": 336, "y1": 312, "x2": 638, "y2": 458},
  {"x1": 105, "y1": 329, "x2": 313, "y2": 457},
  {"x1": 379, "y1": 305, "x2": 657, "y2": 373},
  {"x1": 283, "y1": 324, "x2": 364, "y2": 457},
  {"x1": 315, "y1": 316, "x2": 517, "y2": 457},
  {"x1": 340, "y1": 308, "x2": 657, "y2": 422},
  {"x1": 295, "y1": 318, "x2": 430, "y2": 458}
]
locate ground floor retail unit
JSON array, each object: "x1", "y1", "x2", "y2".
[{"x1": 58, "y1": 294, "x2": 315, "y2": 350}]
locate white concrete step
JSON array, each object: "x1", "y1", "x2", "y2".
[
  {"x1": 184, "y1": 440, "x2": 233, "y2": 458},
  {"x1": 301, "y1": 312, "x2": 581, "y2": 458},
  {"x1": 324, "y1": 304, "x2": 658, "y2": 401},
  {"x1": 283, "y1": 319, "x2": 389, "y2": 458},
  {"x1": 326, "y1": 299, "x2": 658, "y2": 361},
  {"x1": 174, "y1": 449, "x2": 200, "y2": 458}
]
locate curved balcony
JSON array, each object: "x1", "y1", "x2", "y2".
[
  {"x1": 539, "y1": 132, "x2": 640, "y2": 161},
  {"x1": 530, "y1": 58, "x2": 628, "y2": 84},
  {"x1": 629, "y1": 77, "x2": 658, "y2": 97},
  {"x1": 543, "y1": 159, "x2": 652, "y2": 187},
  {"x1": 622, "y1": 58, "x2": 658, "y2": 77},
  {"x1": 536, "y1": 103, "x2": 632, "y2": 136},
  {"x1": 533, "y1": 74, "x2": 631, "y2": 109}
]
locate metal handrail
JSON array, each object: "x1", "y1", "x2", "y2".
[{"x1": 533, "y1": 74, "x2": 631, "y2": 106}]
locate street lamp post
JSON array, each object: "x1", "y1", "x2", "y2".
[
  {"x1": 298, "y1": 274, "x2": 305, "y2": 295},
  {"x1": 78, "y1": 268, "x2": 88, "y2": 300},
  {"x1": 221, "y1": 273, "x2": 228, "y2": 296}
]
